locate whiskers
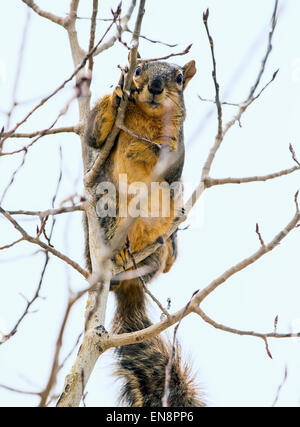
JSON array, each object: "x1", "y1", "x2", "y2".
[{"x1": 165, "y1": 92, "x2": 181, "y2": 110}]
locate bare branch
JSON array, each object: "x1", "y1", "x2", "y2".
[
  {"x1": 55, "y1": 192, "x2": 300, "y2": 405},
  {"x1": 248, "y1": 0, "x2": 279, "y2": 99},
  {"x1": 7, "y1": 204, "x2": 85, "y2": 219},
  {"x1": 0, "y1": 14, "x2": 120, "y2": 145},
  {"x1": 274, "y1": 315, "x2": 279, "y2": 333},
  {"x1": 75, "y1": 16, "x2": 177, "y2": 47},
  {"x1": 109, "y1": 200, "x2": 300, "y2": 347},
  {"x1": 39, "y1": 297, "x2": 75, "y2": 407},
  {"x1": 0, "y1": 238, "x2": 24, "y2": 251},
  {"x1": 0, "y1": 383, "x2": 40, "y2": 397},
  {"x1": 57, "y1": 1, "x2": 147, "y2": 407},
  {"x1": 64, "y1": 0, "x2": 86, "y2": 69},
  {"x1": 0, "y1": 208, "x2": 89, "y2": 279},
  {"x1": 1, "y1": 93, "x2": 78, "y2": 157},
  {"x1": 198, "y1": 95, "x2": 239, "y2": 107},
  {"x1": 58, "y1": 332, "x2": 83, "y2": 372},
  {"x1": 262, "y1": 336, "x2": 273, "y2": 359},
  {"x1": 2, "y1": 125, "x2": 82, "y2": 139},
  {"x1": 88, "y1": 0, "x2": 99, "y2": 73},
  {"x1": 0, "y1": 251, "x2": 50, "y2": 345},
  {"x1": 203, "y1": 9, "x2": 222, "y2": 143},
  {"x1": 162, "y1": 290, "x2": 198, "y2": 407},
  {"x1": 1, "y1": 6, "x2": 31, "y2": 153},
  {"x1": 205, "y1": 166, "x2": 300, "y2": 187},
  {"x1": 0, "y1": 151, "x2": 27, "y2": 205},
  {"x1": 0, "y1": 90, "x2": 82, "y2": 206},
  {"x1": 192, "y1": 210, "x2": 300, "y2": 306},
  {"x1": 255, "y1": 223, "x2": 265, "y2": 247},
  {"x1": 140, "y1": 44, "x2": 192, "y2": 63},
  {"x1": 94, "y1": 0, "x2": 137, "y2": 56},
  {"x1": 125, "y1": 29, "x2": 177, "y2": 47},
  {"x1": 21, "y1": 0, "x2": 65, "y2": 27},
  {"x1": 295, "y1": 190, "x2": 299, "y2": 212},
  {"x1": 125, "y1": 236, "x2": 169, "y2": 318},
  {"x1": 272, "y1": 365, "x2": 288, "y2": 407},
  {"x1": 85, "y1": 0, "x2": 145, "y2": 187},
  {"x1": 289, "y1": 143, "x2": 300, "y2": 167},
  {"x1": 194, "y1": 307, "x2": 298, "y2": 341},
  {"x1": 56, "y1": 196, "x2": 300, "y2": 405},
  {"x1": 111, "y1": 159, "x2": 299, "y2": 278},
  {"x1": 118, "y1": 123, "x2": 163, "y2": 148}
]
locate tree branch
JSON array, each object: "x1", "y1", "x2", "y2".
[
  {"x1": 7, "y1": 204, "x2": 85, "y2": 218},
  {"x1": 0, "y1": 238, "x2": 24, "y2": 251},
  {"x1": 84, "y1": 0, "x2": 146, "y2": 187},
  {"x1": 141, "y1": 43, "x2": 192, "y2": 63},
  {"x1": 2, "y1": 125, "x2": 82, "y2": 139},
  {"x1": 57, "y1": 191, "x2": 300, "y2": 407},
  {"x1": 109, "y1": 197, "x2": 300, "y2": 347},
  {"x1": 0, "y1": 207, "x2": 88, "y2": 279},
  {"x1": 21, "y1": 0, "x2": 65, "y2": 27},
  {"x1": 194, "y1": 307, "x2": 298, "y2": 341},
  {"x1": 93, "y1": 0, "x2": 137, "y2": 57},
  {"x1": 88, "y1": 0, "x2": 99, "y2": 73},
  {"x1": 205, "y1": 165, "x2": 300, "y2": 187},
  {"x1": 57, "y1": 0, "x2": 146, "y2": 407}
]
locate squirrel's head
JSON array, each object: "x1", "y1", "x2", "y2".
[{"x1": 130, "y1": 60, "x2": 196, "y2": 117}]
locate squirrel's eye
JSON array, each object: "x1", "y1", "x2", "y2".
[
  {"x1": 135, "y1": 66, "x2": 142, "y2": 77},
  {"x1": 176, "y1": 74, "x2": 183, "y2": 85}
]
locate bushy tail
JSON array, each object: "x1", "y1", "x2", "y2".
[{"x1": 112, "y1": 278, "x2": 205, "y2": 407}]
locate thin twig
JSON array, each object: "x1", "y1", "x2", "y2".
[
  {"x1": 248, "y1": 0, "x2": 279, "y2": 99},
  {"x1": 7, "y1": 204, "x2": 85, "y2": 218},
  {"x1": 39, "y1": 298, "x2": 75, "y2": 407},
  {"x1": 2, "y1": 125, "x2": 82, "y2": 139},
  {"x1": 0, "y1": 238, "x2": 24, "y2": 251},
  {"x1": 93, "y1": 0, "x2": 137, "y2": 57},
  {"x1": 125, "y1": 29, "x2": 177, "y2": 47},
  {"x1": 1, "y1": 6, "x2": 31, "y2": 153},
  {"x1": 1, "y1": 10, "x2": 120, "y2": 144},
  {"x1": 203, "y1": 9, "x2": 222, "y2": 143},
  {"x1": 88, "y1": 0, "x2": 99, "y2": 73},
  {"x1": 162, "y1": 290, "x2": 199, "y2": 407},
  {"x1": 0, "y1": 383, "x2": 41, "y2": 397},
  {"x1": 272, "y1": 365, "x2": 288, "y2": 406},
  {"x1": 84, "y1": 0, "x2": 145, "y2": 187},
  {"x1": 21, "y1": 0, "x2": 65, "y2": 26},
  {"x1": 205, "y1": 166, "x2": 300, "y2": 187},
  {"x1": 255, "y1": 223, "x2": 265, "y2": 247},
  {"x1": 0, "y1": 251, "x2": 50, "y2": 345},
  {"x1": 0, "y1": 207, "x2": 89, "y2": 279},
  {"x1": 125, "y1": 236, "x2": 169, "y2": 317},
  {"x1": 0, "y1": 92, "x2": 78, "y2": 204},
  {"x1": 198, "y1": 95, "x2": 239, "y2": 107},
  {"x1": 289, "y1": 143, "x2": 300, "y2": 167},
  {"x1": 194, "y1": 307, "x2": 298, "y2": 341},
  {"x1": 140, "y1": 44, "x2": 192, "y2": 63}
]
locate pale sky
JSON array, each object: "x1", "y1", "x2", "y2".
[{"x1": 0, "y1": 0, "x2": 300, "y2": 407}]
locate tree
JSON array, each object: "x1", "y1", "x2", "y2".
[{"x1": 0, "y1": 0, "x2": 299, "y2": 407}]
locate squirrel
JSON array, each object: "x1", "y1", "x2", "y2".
[{"x1": 84, "y1": 59, "x2": 204, "y2": 406}]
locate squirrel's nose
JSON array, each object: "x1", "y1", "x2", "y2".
[{"x1": 148, "y1": 78, "x2": 164, "y2": 95}]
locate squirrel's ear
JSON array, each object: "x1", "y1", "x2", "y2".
[{"x1": 182, "y1": 60, "x2": 196, "y2": 90}]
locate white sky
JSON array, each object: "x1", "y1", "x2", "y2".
[{"x1": 0, "y1": 0, "x2": 300, "y2": 407}]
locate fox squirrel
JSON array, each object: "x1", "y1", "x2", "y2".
[{"x1": 84, "y1": 59, "x2": 204, "y2": 406}]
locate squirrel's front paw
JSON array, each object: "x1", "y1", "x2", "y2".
[
  {"x1": 114, "y1": 247, "x2": 129, "y2": 268},
  {"x1": 114, "y1": 85, "x2": 123, "y2": 107},
  {"x1": 113, "y1": 66, "x2": 129, "y2": 107}
]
